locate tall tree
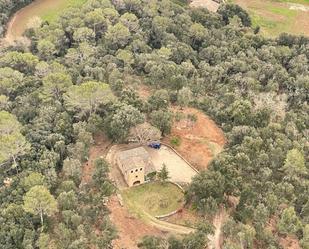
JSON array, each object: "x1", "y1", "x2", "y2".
[
  {"x1": 150, "y1": 110, "x2": 172, "y2": 136},
  {"x1": 278, "y1": 207, "x2": 302, "y2": 236},
  {"x1": 0, "y1": 111, "x2": 30, "y2": 167},
  {"x1": 42, "y1": 73, "x2": 72, "y2": 101},
  {"x1": 64, "y1": 81, "x2": 115, "y2": 119},
  {"x1": 158, "y1": 164, "x2": 169, "y2": 183},
  {"x1": 23, "y1": 186, "x2": 58, "y2": 229}
]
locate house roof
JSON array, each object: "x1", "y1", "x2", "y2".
[{"x1": 117, "y1": 147, "x2": 155, "y2": 174}]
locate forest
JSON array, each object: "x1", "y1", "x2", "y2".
[{"x1": 0, "y1": 0, "x2": 308, "y2": 248}]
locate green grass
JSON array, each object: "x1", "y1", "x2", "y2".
[
  {"x1": 171, "y1": 0, "x2": 188, "y2": 6},
  {"x1": 232, "y1": 0, "x2": 308, "y2": 37},
  {"x1": 41, "y1": 0, "x2": 88, "y2": 22},
  {"x1": 122, "y1": 182, "x2": 184, "y2": 216},
  {"x1": 277, "y1": 0, "x2": 309, "y2": 4},
  {"x1": 249, "y1": 5, "x2": 297, "y2": 36}
]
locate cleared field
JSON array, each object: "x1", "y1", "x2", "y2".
[
  {"x1": 231, "y1": 0, "x2": 309, "y2": 37},
  {"x1": 5, "y1": 0, "x2": 87, "y2": 40},
  {"x1": 122, "y1": 182, "x2": 184, "y2": 216},
  {"x1": 190, "y1": 0, "x2": 220, "y2": 12},
  {"x1": 163, "y1": 107, "x2": 226, "y2": 171},
  {"x1": 145, "y1": 145, "x2": 197, "y2": 184}
]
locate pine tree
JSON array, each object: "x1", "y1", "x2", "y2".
[{"x1": 158, "y1": 164, "x2": 170, "y2": 183}]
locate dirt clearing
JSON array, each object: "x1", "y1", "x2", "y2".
[
  {"x1": 163, "y1": 107, "x2": 226, "y2": 171},
  {"x1": 108, "y1": 195, "x2": 166, "y2": 249},
  {"x1": 190, "y1": 0, "x2": 220, "y2": 12},
  {"x1": 146, "y1": 145, "x2": 197, "y2": 183},
  {"x1": 81, "y1": 133, "x2": 112, "y2": 185}
]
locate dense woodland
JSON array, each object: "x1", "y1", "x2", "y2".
[
  {"x1": 0, "y1": 0, "x2": 34, "y2": 36},
  {"x1": 0, "y1": 0, "x2": 308, "y2": 248}
]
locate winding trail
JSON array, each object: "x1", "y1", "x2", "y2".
[{"x1": 208, "y1": 209, "x2": 228, "y2": 249}]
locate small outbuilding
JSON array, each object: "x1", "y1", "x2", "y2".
[{"x1": 116, "y1": 147, "x2": 156, "y2": 187}]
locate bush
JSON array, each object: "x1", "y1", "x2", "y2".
[{"x1": 170, "y1": 136, "x2": 181, "y2": 147}]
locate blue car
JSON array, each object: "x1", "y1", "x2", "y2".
[{"x1": 148, "y1": 142, "x2": 161, "y2": 149}]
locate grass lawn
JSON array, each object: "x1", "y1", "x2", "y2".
[
  {"x1": 122, "y1": 182, "x2": 184, "y2": 217},
  {"x1": 41, "y1": 0, "x2": 88, "y2": 22},
  {"x1": 230, "y1": 0, "x2": 309, "y2": 37}
]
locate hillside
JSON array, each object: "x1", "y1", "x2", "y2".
[{"x1": 0, "y1": 0, "x2": 308, "y2": 249}]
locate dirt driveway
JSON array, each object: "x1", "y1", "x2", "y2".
[{"x1": 145, "y1": 145, "x2": 197, "y2": 184}]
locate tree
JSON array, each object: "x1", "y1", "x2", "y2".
[
  {"x1": 22, "y1": 172, "x2": 45, "y2": 191},
  {"x1": 283, "y1": 149, "x2": 306, "y2": 176},
  {"x1": 278, "y1": 207, "x2": 302, "y2": 235},
  {"x1": 186, "y1": 171, "x2": 226, "y2": 214},
  {"x1": 218, "y1": 4, "x2": 252, "y2": 27},
  {"x1": 37, "y1": 39, "x2": 57, "y2": 60},
  {"x1": 0, "y1": 95, "x2": 9, "y2": 110},
  {"x1": 128, "y1": 122, "x2": 161, "y2": 144},
  {"x1": 105, "y1": 22, "x2": 131, "y2": 49},
  {"x1": 0, "y1": 67, "x2": 24, "y2": 95},
  {"x1": 92, "y1": 158, "x2": 114, "y2": 196},
  {"x1": 42, "y1": 73, "x2": 72, "y2": 101},
  {"x1": 62, "y1": 158, "x2": 82, "y2": 184},
  {"x1": 23, "y1": 186, "x2": 58, "y2": 229},
  {"x1": 64, "y1": 81, "x2": 115, "y2": 119},
  {"x1": 158, "y1": 164, "x2": 169, "y2": 183},
  {"x1": 147, "y1": 89, "x2": 169, "y2": 111},
  {"x1": 150, "y1": 110, "x2": 172, "y2": 136},
  {"x1": 177, "y1": 87, "x2": 193, "y2": 109},
  {"x1": 237, "y1": 224, "x2": 256, "y2": 249},
  {"x1": 108, "y1": 104, "x2": 144, "y2": 141},
  {"x1": 137, "y1": 236, "x2": 167, "y2": 249},
  {"x1": 0, "y1": 111, "x2": 30, "y2": 167},
  {"x1": 57, "y1": 191, "x2": 77, "y2": 211},
  {"x1": 0, "y1": 51, "x2": 39, "y2": 74},
  {"x1": 73, "y1": 27, "x2": 95, "y2": 43},
  {"x1": 189, "y1": 23, "x2": 208, "y2": 47},
  {"x1": 301, "y1": 225, "x2": 309, "y2": 249}
]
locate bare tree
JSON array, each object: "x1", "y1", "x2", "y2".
[{"x1": 128, "y1": 122, "x2": 161, "y2": 144}]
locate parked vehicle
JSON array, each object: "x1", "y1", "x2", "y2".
[{"x1": 148, "y1": 142, "x2": 161, "y2": 149}]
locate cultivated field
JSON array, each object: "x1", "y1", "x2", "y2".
[{"x1": 231, "y1": 0, "x2": 309, "y2": 37}]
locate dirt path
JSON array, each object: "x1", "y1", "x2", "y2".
[
  {"x1": 5, "y1": 0, "x2": 64, "y2": 41},
  {"x1": 207, "y1": 208, "x2": 228, "y2": 249}
]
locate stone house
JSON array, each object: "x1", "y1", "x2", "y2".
[{"x1": 116, "y1": 147, "x2": 156, "y2": 187}]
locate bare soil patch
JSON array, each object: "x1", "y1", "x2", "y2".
[
  {"x1": 108, "y1": 195, "x2": 166, "y2": 249},
  {"x1": 279, "y1": 235, "x2": 301, "y2": 249},
  {"x1": 81, "y1": 133, "x2": 112, "y2": 185},
  {"x1": 145, "y1": 145, "x2": 197, "y2": 183},
  {"x1": 190, "y1": 0, "x2": 220, "y2": 12},
  {"x1": 163, "y1": 107, "x2": 226, "y2": 171}
]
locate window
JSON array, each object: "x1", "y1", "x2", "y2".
[
  {"x1": 135, "y1": 169, "x2": 138, "y2": 172},
  {"x1": 140, "y1": 168, "x2": 143, "y2": 171},
  {"x1": 136, "y1": 175, "x2": 138, "y2": 178},
  {"x1": 131, "y1": 170, "x2": 133, "y2": 173}
]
